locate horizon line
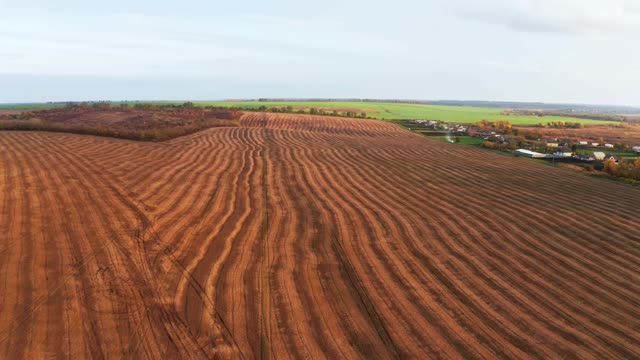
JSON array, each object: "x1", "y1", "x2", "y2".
[{"x1": 1, "y1": 98, "x2": 639, "y2": 111}]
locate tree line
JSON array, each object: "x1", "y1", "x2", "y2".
[
  {"x1": 247, "y1": 105, "x2": 369, "y2": 119},
  {"x1": 603, "y1": 158, "x2": 640, "y2": 182}
]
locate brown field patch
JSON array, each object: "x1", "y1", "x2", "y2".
[
  {"x1": 517, "y1": 123, "x2": 640, "y2": 145},
  {"x1": 0, "y1": 105, "x2": 241, "y2": 141},
  {"x1": 0, "y1": 109, "x2": 31, "y2": 115},
  {"x1": 1, "y1": 113, "x2": 639, "y2": 358}
]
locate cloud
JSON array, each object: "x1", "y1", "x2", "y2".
[
  {"x1": 1, "y1": 1, "x2": 639, "y2": 106},
  {"x1": 0, "y1": 9, "x2": 400, "y2": 77},
  {"x1": 445, "y1": 0, "x2": 640, "y2": 34}
]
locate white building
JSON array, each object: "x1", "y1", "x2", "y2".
[
  {"x1": 554, "y1": 148, "x2": 573, "y2": 157},
  {"x1": 515, "y1": 149, "x2": 548, "y2": 158},
  {"x1": 593, "y1": 152, "x2": 606, "y2": 160}
]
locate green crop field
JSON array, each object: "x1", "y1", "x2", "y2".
[
  {"x1": 194, "y1": 101, "x2": 617, "y2": 126},
  {"x1": 0, "y1": 100, "x2": 619, "y2": 126},
  {"x1": 0, "y1": 103, "x2": 67, "y2": 110},
  {"x1": 427, "y1": 135, "x2": 485, "y2": 146}
]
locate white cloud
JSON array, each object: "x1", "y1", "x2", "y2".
[
  {"x1": 0, "y1": 0, "x2": 639, "y2": 106},
  {"x1": 0, "y1": 9, "x2": 398, "y2": 77},
  {"x1": 445, "y1": 0, "x2": 640, "y2": 34}
]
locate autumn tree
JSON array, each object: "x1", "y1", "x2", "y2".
[
  {"x1": 616, "y1": 162, "x2": 631, "y2": 178},
  {"x1": 632, "y1": 160, "x2": 640, "y2": 180},
  {"x1": 604, "y1": 158, "x2": 617, "y2": 176}
]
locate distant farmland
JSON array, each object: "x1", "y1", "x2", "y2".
[
  {"x1": 0, "y1": 101, "x2": 620, "y2": 126},
  {"x1": 196, "y1": 101, "x2": 619, "y2": 125},
  {"x1": 0, "y1": 104, "x2": 241, "y2": 141}
]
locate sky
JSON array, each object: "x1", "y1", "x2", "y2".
[{"x1": 1, "y1": 0, "x2": 639, "y2": 106}]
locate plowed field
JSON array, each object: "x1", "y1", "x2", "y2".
[
  {"x1": 516, "y1": 124, "x2": 640, "y2": 146},
  {"x1": 1, "y1": 113, "x2": 639, "y2": 359}
]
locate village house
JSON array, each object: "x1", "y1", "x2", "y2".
[
  {"x1": 488, "y1": 134, "x2": 510, "y2": 144},
  {"x1": 447, "y1": 124, "x2": 468, "y2": 135},
  {"x1": 544, "y1": 139, "x2": 559, "y2": 148},
  {"x1": 604, "y1": 143, "x2": 614, "y2": 149},
  {"x1": 411, "y1": 119, "x2": 446, "y2": 130},
  {"x1": 593, "y1": 152, "x2": 606, "y2": 161},
  {"x1": 604, "y1": 155, "x2": 619, "y2": 162},
  {"x1": 553, "y1": 148, "x2": 573, "y2": 157},
  {"x1": 578, "y1": 141, "x2": 588, "y2": 146},
  {"x1": 575, "y1": 154, "x2": 595, "y2": 162}
]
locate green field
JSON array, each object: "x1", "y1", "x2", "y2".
[
  {"x1": 0, "y1": 101, "x2": 619, "y2": 126},
  {"x1": 193, "y1": 101, "x2": 618, "y2": 126},
  {"x1": 575, "y1": 148, "x2": 638, "y2": 158},
  {"x1": 0, "y1": 103, "x2": 67, "y2": 110},
  {"x1": 426, "y1": 135, "x2": 485, "y2": 146}
]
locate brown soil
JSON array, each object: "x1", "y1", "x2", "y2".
[
  {"x1": 1, "y1": 113, "x2": 639, "y2": 358},
  {"x1": 517, "y1": 123, "x2": 640, "y2": 145},
  {"x1": 0, "y1": 109, "x2": 30, "y2": 115},
  {"x1": 0, "y1": 106, "x2": 241, "y2": 141}
]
